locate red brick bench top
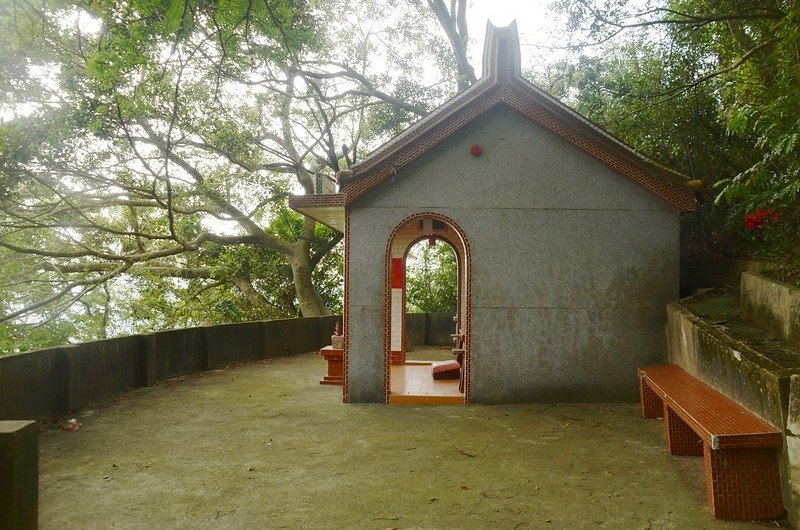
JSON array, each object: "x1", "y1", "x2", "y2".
[{"x1": 638, "y1": 365, "x2": 781, "y2": 450}]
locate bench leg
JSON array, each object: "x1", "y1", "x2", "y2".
[
  {"x1": 663, "y1": 405, "x2": 703, "y2": 456},
  {"x1": 639, "y1": 378, "x2": 663, "y2": 419},
  {"x1": 704, "y1": 444, "x2": 784, "y2": 520}
]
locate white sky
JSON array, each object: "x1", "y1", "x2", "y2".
[{"x1": 466, "y1": 0, "x2": 570, "y2": 75}]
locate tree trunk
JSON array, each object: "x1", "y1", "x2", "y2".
[
  {"x1": 290, "y1": 251, "x2": 331, "y2": 317},
  {"x1": 231, "y1": 267, "x2": 269, "y2": 312}
]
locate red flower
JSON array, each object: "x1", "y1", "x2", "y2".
[{"x1": 743, "y1": 209, "x2": 780, "y2": 231}]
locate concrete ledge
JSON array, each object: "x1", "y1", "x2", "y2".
[
  {"x1": 0, "y1": 420, "x2": 37, "y2": 530},
  {"x1": 742, "y1": 272, "x2": 800, "y2": 346}
]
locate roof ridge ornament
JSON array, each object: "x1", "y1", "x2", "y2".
[{"x1": 482, "y1": 21, "x2": 522, "y2": 83}]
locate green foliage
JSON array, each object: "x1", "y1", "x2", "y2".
[
  {"x1": 0, "y1": 0, "x2": 463, "y2": 355},
  {"x1": 0, "y1": 0, "x2": 359, "y2": 353},
  {"x1": 551, "y1": 0, "x2": 800, "y2": 278},
  {"x1": 405, "y1": 240, "x2": 456, "y2": 313},
  {"x1": 0, "y1": 246, "x2": 113, "y2": 353}
]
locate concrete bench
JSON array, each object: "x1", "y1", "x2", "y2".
[{"x1": 638, "y1": 364, "x2": 784, "y2": 520}]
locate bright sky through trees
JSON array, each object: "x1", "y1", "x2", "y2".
[{"x1": 467, "y1": 0, "x2": 570, "y2": 74}]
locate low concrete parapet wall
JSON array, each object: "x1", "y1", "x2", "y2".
[
  {"x1": 66, "y1": 335, "x2": 146, "y2": 412},
  {"x1": 405, "y1": 312, "x2": 456, "y2": 348},
  {"x1": 424, "y1": 312, "x2": 456, "y2": 345},
  {"x1": 0, "y1": 348, "x2": 69, "y2": 419},
  {"x1": 666, "y1": 302, "x2": 789, "y2": 427},
  {"x1": 0, "y1": 316, "x2": 340, "y2": 421},
  {"x1": 741, "y1": 272, "x2": 800, "y2": 346}
]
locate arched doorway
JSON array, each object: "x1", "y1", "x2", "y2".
[
  {"x1": 384, "y1": 213, "x2": 471, "y2": 404},
  {"x1": 404, "y1": 236, "x2": 458, "y2": 363}
]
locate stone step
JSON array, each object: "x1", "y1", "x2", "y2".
[
  {"x1": 681, "y1": 287, "x2": 800, "y2": 370},
  {"x1": 741, "y1": 272, "x2": 800, "y2": 346}
]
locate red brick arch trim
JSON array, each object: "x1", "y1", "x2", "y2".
[
  {"x1": 342, "y1": 209, "x2": 351, "y2": 404},
  {"x1": 384, "y1": 212, "x2": 473, "y2": 404}
]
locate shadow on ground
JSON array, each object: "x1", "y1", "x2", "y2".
[{"x1": 39, "y1": 353, "x2": 783, "y2": 529}]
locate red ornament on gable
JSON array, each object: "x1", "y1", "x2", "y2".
[{"x1": 469, "y1": 145, "x2": 482, "y2": 156}]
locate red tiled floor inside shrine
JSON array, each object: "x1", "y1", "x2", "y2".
[{"x1": 389, "y1": 362, "x2": 464, "y2": 405}]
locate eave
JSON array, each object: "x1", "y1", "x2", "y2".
[{"x1": 287, "y1": 193, "x2": 345, "y2": 232}]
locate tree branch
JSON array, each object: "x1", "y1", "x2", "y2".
[{"x1": 426, "y1": 0, "x2": 475, "y2": 90}]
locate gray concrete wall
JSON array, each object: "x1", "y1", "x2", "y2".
[
  {"x1": 784, "y1": 375, "x2": 800, "y2": 526},
  {"x1": 206, "y1": 321, "x2": 266, "y2": 368},
  {"x1": 0, "y1": 421, "x2": 38, "y2": 530},
  {"x1": 741, "y1": 272, "x2": 800, "y2": 345},
  {"x1": 425, "y1": 312, "x2": 456, "y2": 345},
  {"x1": 0, "y1": 316, "x2": 340, "y2": 420},
  {"x1": 0, "y1": 348, "x2": 69, "y2": 419},
  {"x1": 66, "y1": 335, "x2": 146, "y2": 412},
  {"x1": 151, "y1": 327, "x2": 208, "y2": 381},
  {"x1": 347, "y1": 105, "x2": 680, "y2": 403},
  {"x1": 405, "y1": 314, "x2": 426, "y2": 348}
]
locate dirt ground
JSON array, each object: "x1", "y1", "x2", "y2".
[{"x1": 38, "y1": 353, "x2": 785, "y2": 529}]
